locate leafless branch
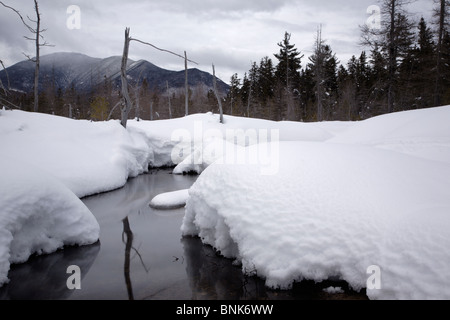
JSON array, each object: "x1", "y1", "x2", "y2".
[
  {"x1": 0, "y1": 1, "x2": 34, "y2": 33},
  {"x1": 130, "y1": 38, "x2": 199, "y2": 65},
  {"x1": 107, "y1": 100, "x2": 123, "y2": 120},
  {"x1": 22, "y1": 52, "x2": 36, "y2": 63},
  {"x1": 0, "y1": 96, "x2": 22, "y2": 109},
  {"x1": 0, "y1": 59, "x2": 10, "y2": 94}
]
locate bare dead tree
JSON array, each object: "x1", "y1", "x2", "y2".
[
  {"x1": 166, "y1": 80, "x2": 172, "y2": 119},
  {"x1": 185, "y1": 51, "x2": 189, "y2": 116},
  {"x1": 314, "y1": 25, "x2": 325, "y2": 121},
  {"x1": 1, "y1": 1, "x2": 53, "y2": 113},
  {"x1": 118, "y1": 28, "x2": 198, "y2": 128},
  {"x1": 433, "y1": 0, "x2": 450, "y2": 106},
  {"x1": 1, "y1": 1, "x2": 53, "y2": 112},
  {"x1": 360, "y1": 0, "x2": 415, "y2": 113},
  {"x1": 119, "y1": 28, "x2": 133, "y2": 128},
  {"x1": 212, "y1": 64, "x2": 224, "y2": 124},
  {"x1": 0, "y1": 59, "x2": 9, "y2": 96}
]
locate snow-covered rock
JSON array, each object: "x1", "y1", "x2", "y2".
[{"x1": 149, "y1": 189, "x2": 190, "y2": 210}]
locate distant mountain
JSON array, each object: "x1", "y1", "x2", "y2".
[{"x1": 0, "y1": 52, "x2": 230, "y2": 94}]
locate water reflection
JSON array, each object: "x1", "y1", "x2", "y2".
[
  {"x1": 181, "y1": 236, "x2": 269, "y2": 300},
  {"x1": 181, "y1": 236, "x2": 368, "y2": 300},
  {"x1": 0, "y1": 242, "x2": 100, "y2": 300},
  {"x1": 0, "y1": 170, "x2": 367, "y2": 300},
  {"x1": 122, "y1": 217, "x2": 135, "y2": 300}
]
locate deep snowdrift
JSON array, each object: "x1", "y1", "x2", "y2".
[
  {"x1": 0, "y1": 110, "x2": 153, "y2": 198},
  {"x1": 1, "y1": 106, "x2": 449, "y2": 300},
  {"x1": 181, "y1": 106, "x2": 450, "y2": 300},
  {"x1": 0, "y1": 155, "x2": 100, "y2": 286},
  {"x1": 0, "y1": 109, "x2": 151, "y2": 286}
]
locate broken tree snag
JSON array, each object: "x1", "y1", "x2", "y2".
[
  {"x1": 120, "y1": 27, "x2": 133, "y2": 129},
  {"x1": 167, "y1": 80, "x2": 172, "y2": 119},
  {"x1": 212, "y1": 64, "x2": 224, "y2": 124},
  {"x1": 185, "y1": 51, "x2": 189, "y2": 117}
]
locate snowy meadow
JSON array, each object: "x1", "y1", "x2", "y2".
[{"x1": 0, "y1": 106, "x2": 449, "y2": 300}]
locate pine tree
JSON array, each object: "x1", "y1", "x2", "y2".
[
  {"x1": 308, "y1": 28, "x2": 338, "y2": 121},
  {"x1": 433, "y1": 0, "x2": 450, "y2": 106},
  {"x1": 274, "y1": 32, "x2": 303, "y2": 90},
  {"x1": 228, "y1": 73, "x2": 241, "y2": 116},
  {"x1": 361, "y1": 0, "x2": 415, "y2": 113},
  {"x1": 409, "y1": 18, "x2": 435, "y2": 108},
  {"x1": 258, "y1": 56, "x2": 275, "y2": 103}
]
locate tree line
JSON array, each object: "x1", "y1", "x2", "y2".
[
  {"x1": 2, "y1": 0, "x2": 449, "y2": 123},
  {"x1": 225, "y1": 0, "x2": 450, "y2": 122}
]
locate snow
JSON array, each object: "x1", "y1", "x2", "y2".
[
  {"x1": 149, "y1": 189, "x2": 190, "y2": 210},
  {"x1": 1, "y1": 106, "x2": 450, "y2": 300},
  {"x1": 0, "y1": 109, "x2": 152, "y2": 286},
  {"x1": 181, "y1": 106, "x2": 450, "y2": 300},
  {"x1": 0, "y1": 155, "x2": 99, "y2": 285},
  {"x1": 0, "y1": 110, "x2": 152, "y2": 198},
  {"x1": 323, "y1": 287, "x2": 344, "y2": 294}
]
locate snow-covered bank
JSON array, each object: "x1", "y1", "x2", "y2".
[
  {"x1": 0, "y1": 155, "x2": 100, "y2": 286},
  {"x1": 0, "y1": 109, "x2": 152, "y2": 286},
  {"x1": 181, "y1": 106, "x2": 450, "y2": 300},
  {"x1": 0, "y1": 110, "x2": 152, "y2": 198},
  {"x1": 1, "y1": 106, "x2": 450, "y2": 299}
]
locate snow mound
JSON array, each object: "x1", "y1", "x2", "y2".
[
  {"x1": 0, "y1": 156, "x2": 100, "y2": 286},
  {"x1": 0, "y1": 110, "x2": 152, "y2": 198},
  {"x1": 130, "y1": 112, "x2": 347, "y2": 173},
  {"x1": 329, "y1": 105, "x2": 450, "y2": 164},
  {"x1": 182, "y1": 141, "x2": 450, "y2": 300},
  {"x1": 149, "y1": 189, "x2": 190, "y2": 210}
]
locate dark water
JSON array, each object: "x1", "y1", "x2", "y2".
[{"x1": 0, "y1": 169, "x2": 367, "y2": 300}]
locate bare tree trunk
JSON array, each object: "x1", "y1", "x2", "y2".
[
  {"x1": 150, "y1": 101, "x2": 153, "y2": 121},
  {"x1": 387, "y1": 0, "x2": 396, "y2": 113},
  {"x1": 0, "y1": 59, "x2": 10, "y2": 95},
  {"x1": 315, "y1": 26, "x2": 324, "y2": 122},
  {"x1": 122, "y1": 217, "x2": 134, "y2": 301},
  {"x1": 212, "y1": 64, "x2": 224, "y2": 124},
  {"x1": 133, "y1": 86, "x2": 140, "y2": 121},
  {"x1": 167, "y1": 80, "x2": 172, "y2": 119},
  {"x1": 1, "y1": 1, "x2": 53, "y2": 113},
  {"x1": 33, "y1": 0, "x2": 40, "y2": 112},
  {"x1": 185, "y1": 51, "x2": 189, "y2": 116},
  {"x1": 120, "y1": 28, "x2": 133, "y2": 128},
  {"x1": 434, "y1": 0, "x2": 447, "y2": 107},
  {"x1": 116, "y1": 28, "x2": 198, "y2": 124}
]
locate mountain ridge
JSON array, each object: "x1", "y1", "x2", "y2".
[{"x1": 0, "y1": 52, "x2": 230, "y2": 94}]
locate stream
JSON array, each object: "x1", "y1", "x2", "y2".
[{"x1": 0, "y1": 169, "x2": 367, "y2": 300}]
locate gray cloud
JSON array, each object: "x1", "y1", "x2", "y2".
[{"x1": 0, "y1": 0, "x2": 435, "y2": 81}]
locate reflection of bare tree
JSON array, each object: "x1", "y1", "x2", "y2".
[
  {"x1": 121, "y1": 216, "x2": 149, "y2": 301},
  {"x1": 122, "y1": 217, "x2": 134, "y2": 300}
]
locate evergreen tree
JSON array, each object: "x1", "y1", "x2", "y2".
[
  {"x1": 308, "y1": 28, "x2": 338, "y2": 121},
  {"x1": 274, "y1": 32, "x2": 303, "y2": 90},
  {"x1": 403, "y1": 18, "x2": 435, "y2": 109},
  {"x1": 361, "y1": 0, "x2": 415, "y2": 113},
  {"x1": 227, "y1": 73, "x2": 241, "y2": 115},
  {"x1": 433, "y1": 0, "x2": 450, "y2": 106},
  {"x1": 258, "y1": 56, "x2": 275, "y2": 103}
]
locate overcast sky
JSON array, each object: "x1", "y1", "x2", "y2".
[{"x1": 0, "y1": 0, "x2": 434, "y2": 82}]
